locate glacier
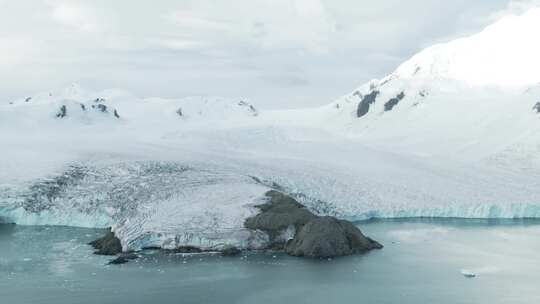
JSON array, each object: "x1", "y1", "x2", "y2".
[
  {"x1": 1, "y1": 124, "x2": 539, "y2": 251},
  {"x1": 2, "y1": 8, "x2": 540, "y2": 251}
]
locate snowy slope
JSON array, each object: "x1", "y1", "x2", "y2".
[
  {"x1": 326, "y1": 8, "x2": 540, "y2": 163},
  {"x1": 393, "y1": 8, "x2": 540, "y2": 87},
  {"x1": 2, "y1": 8, "x2": 540, "y2": 251}
]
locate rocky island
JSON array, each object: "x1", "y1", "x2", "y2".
[{"x1": 89, "y1": 190, "x2": 382, "y2": 263}]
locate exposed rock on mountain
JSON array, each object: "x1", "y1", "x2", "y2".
[
  {"x1": 533, "y1": 102, "x2": 540, "y2": 113},
  {"x1": 356, "y1": 90, "x2": 379, "y2": 118},
  {"x1": 384, "y1": 92, "x2": 405, "y2": 112}
]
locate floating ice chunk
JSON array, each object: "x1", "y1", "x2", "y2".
[{"x1": 461, "y1": 269, "x2": 477, "y2": 278}]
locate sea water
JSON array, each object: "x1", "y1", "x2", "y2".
[{"x1": 1, "y1": 219, "x2": 540, "y2": 304}]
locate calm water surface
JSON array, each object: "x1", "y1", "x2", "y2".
[{"x1": 1, "y1": 219, "x2": 540, "y2": 304}]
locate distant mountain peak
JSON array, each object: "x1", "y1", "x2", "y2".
[
  {"x1": 392, "y1": 7, "x2": 540, "y2": 87},
  {"x1": 330, "y1": 7, "x2": 540, "y2": 122}
]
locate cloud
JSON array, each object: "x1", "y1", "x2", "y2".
[
  {"x1": 0, "y1": 0, "x2": 525, "y2": 109},
  {"x1": 153, "y1": 38, "x2": 209, "y2": 51},
  {"x1": 162, "y1": 0, "x2": 335, "y2": 55},
  {"x1": 165, "y1": 10, "x2": 232, "y2": 32},
  {"x1": 505, "y1": 0, "x2": 540, "y2": 11},
  {"x1": 0, "y1": 38, "x2": 37, "y2": 65},
  {"x1": 47, "y1": 0, "x2": 101, "y2": 32},
  {"x1": 259, "y1": 73, "x2": 311, "y2": 87},
  {"x1": 485, "y1": 0, "x2": 540, "y2": 21}
]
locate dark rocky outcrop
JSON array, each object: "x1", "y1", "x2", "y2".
[
  {"x1": 285, "y1": 216, "x2": 382, "y2": 258},
  {"x1": 173, "y1": 246, "x2": 203, "y2": 254},
  {"x1": 245, "y1": 191, "x2": 382, "y2": 258},
  {"x1": 244, "y1": 190, "x2": 316, "y2": 242},
  {"x1": 533, "y1": 102, "x2": 540, "y2": 113},
  {"x1": 96, "y1": 104, "x2": 108, "y2": 113},
  {"x1": 56, "y1": 105, "x2": 67, "y2": 118},
  {"x1": 108, "y1": 256, "x2": 129, "y2": 265},
  {"x1": 221, "y1": 245, "x2": 242, "y2": 256},
  {"x1": 91, "y1": 190, "x2": 381, "y2": 263},
  {"x1": 141, "y1": 246, "x2": 162, "y2": 250},
  {"x1": 108, "y1": 253, "x2": 138, "y2": 265},
  {"x1": 89, "y1": 229, "x2": 123, "y2": 255},
  {"x1": 88, "y1": 103, "x2": 120, "y2": 118},
  {"x1": 155, "y1": 245, "x2": 240, "y2": 257},
  {"x1": 357, "y1": 90, "x2": 380, "y2": 118},
  {"x1": 384, "y1": 92, "x2": 405, "y2": 112},
  {"x1": 238, "y1": 100, "x2": 259, "y2": 116}
]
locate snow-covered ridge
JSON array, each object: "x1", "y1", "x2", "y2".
[
  {"x1": 325, "y1": 7, "x2": 540, "y2": 162},
  {"x1": 393, "y1": 7, "x2": 540, "y2": 87},
  {"x1": 329, "y1": 7, "x2": 540, "y2": 113},
  {"x1": 2, "y1": 83, "x2": 258, "y2": 127}
]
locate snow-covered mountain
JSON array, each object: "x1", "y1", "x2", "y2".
[
  {"x1": 326, "y1": 7, "x2": 540, "y2": 163},
  {"x1": 393, "y1": 7, "x2": 540, "y2": 87},
  {"x1": 2, "y1": 8, "x2": 540, "y2": 252},
  {"x1": 2, "y1": 83, "x2": 258, "y2": 128}
]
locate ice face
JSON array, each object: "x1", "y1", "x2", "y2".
[{"x1": 0, "y1": 161, "x2": 271, "y2": 251}]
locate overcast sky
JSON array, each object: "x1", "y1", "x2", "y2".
[{"x1": 0, "y1": 0, "x2": 537, "y2": 108}]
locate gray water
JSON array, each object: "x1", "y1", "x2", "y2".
[{"x1": 1, "y1": 219, "x2": 540, "y2": 304}]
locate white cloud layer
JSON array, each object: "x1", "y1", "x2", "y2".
[
  {"x1": 0, "y1": 0, "x2": 532, "y2": 108},
  {"x1": 48, "y1": 1, "x2": 102, "y2": 32}
]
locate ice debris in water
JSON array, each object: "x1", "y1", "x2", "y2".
[{"x1": 461, "y1": 269, "x2": 476, "y2": 278}]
